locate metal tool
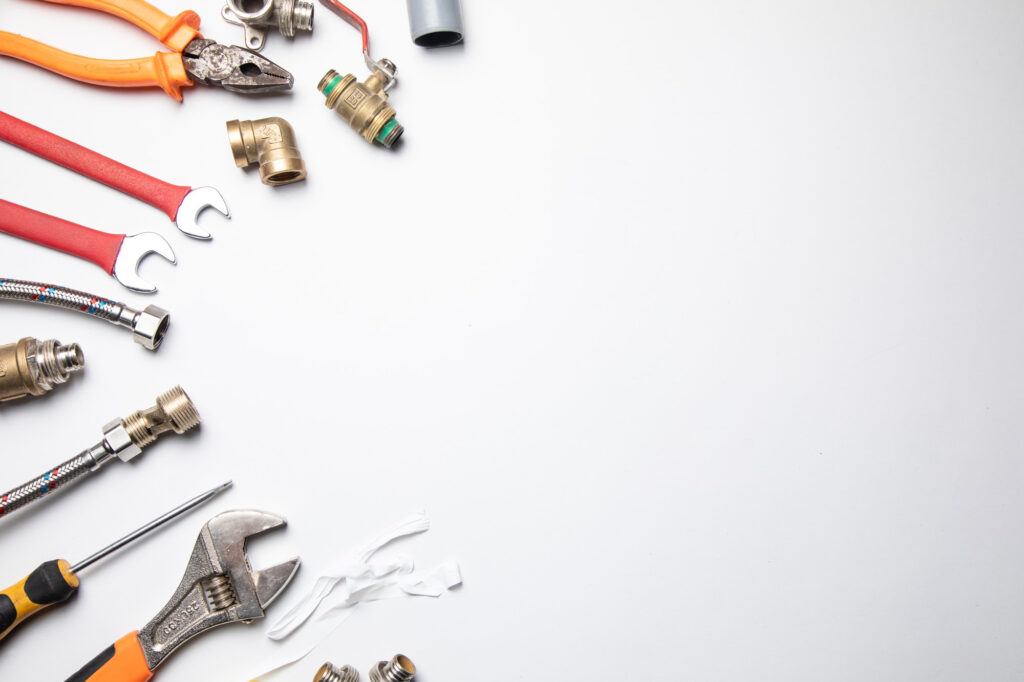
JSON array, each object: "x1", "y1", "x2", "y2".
[
  {"x1": 0, "y1": 386, "x2": 200, "y2": 519},
  {"x1": 0, "y1": 278, "x2": 169, "y2": 350},
  {"x1": 0, "y1": 111, "x2": 229, "y2": 240},
  {"x1": 0, "y1": 199, "x2": 175, "y2": 293},
  {"x1": 0, "y1": 482, "x2": 231, "y2": 641},
  {"x1": 368, "y1": 655, "x2": 416, "y2": 682},
  {"x1": 0, "y1": 337, "x2": 84, "y2": 403},
  {"x1": 65, "y1": 510, "x2": 300, "y2": 681},
  {"x1": 0, "y1": 0, "x2": 293, "y2": 101}
]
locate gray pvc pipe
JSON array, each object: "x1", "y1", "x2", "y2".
[{"x1": 406, "y1": 0, "x2": 463, "y2": 47}]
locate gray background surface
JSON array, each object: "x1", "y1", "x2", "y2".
[{"x1": 1, "y1": 0, "x2": 1022, "y2": 679}]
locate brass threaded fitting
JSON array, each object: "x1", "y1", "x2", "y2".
[
  {"x1": 121, "y1": 386, "x2": 200, "y2": 448},
  {"x1": 0, "y1": 337, "x2": 84, "y2": 403},
  {"x1": 314, "y1": 662, "x2": 360, "y2": 682},
  {"x1": 368, "y1": 655, "x2": 416, "y2": 682},
  {"x1": 227, "y1": 117, "x2": 307, "y2": 186},
  {"x1": 318, "y1": 68, "x2": 404, "y2": 148}
]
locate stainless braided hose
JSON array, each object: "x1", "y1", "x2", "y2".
[{"x1": 0, "y1": 277, "x2": 169, "y2": 350}]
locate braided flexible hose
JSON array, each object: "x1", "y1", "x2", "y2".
[
  {"x1": 0, "y1": 449, "x2": 101, "y2": 517},
  {"x1": 0, "y1": 277, "x2": 169, "y2": 349}
]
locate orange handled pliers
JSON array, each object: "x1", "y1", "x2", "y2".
[{"x1": 0, "y1": 0, "x2": 293, "y2": 101}]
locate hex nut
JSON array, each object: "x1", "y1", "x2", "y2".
[
  {"x1": 133, "y1": 305, "x2": 170, "y2": 350},
  {"x1": 103, "y1": 420, "x2": 143, "y2": 462}
]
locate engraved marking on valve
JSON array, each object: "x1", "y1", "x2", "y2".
[
  {"x1": 345, "y1": 89, "x2": 366, "y2": 108},
  {"x1": 0, "y1": 359, "x2": 6, "y2": 378}
]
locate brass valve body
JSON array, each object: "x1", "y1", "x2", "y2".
[
  {"x1": 318, "y1": 69, "x2": 404, "y2": 148},
  {"x1": 226, "y1": 116, "x2": 307, "y2": 186},
  {"x1": 0, "y1": 337, "x2": 84, "y2": 403}
]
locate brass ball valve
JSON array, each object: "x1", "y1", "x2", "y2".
[{"x1": 0, "y1": 337, "x2": 84, "y2": 403}]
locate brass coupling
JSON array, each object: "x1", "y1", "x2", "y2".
[
  {"x1": 227, "y1": 116, "x2": 307, "y2": 186},
  {"x1": 318, "y1": 67, "x2": 404, "y2": 148},
  {"x1": 0, "y1": 337, "x2": 84, "y2": 403}
]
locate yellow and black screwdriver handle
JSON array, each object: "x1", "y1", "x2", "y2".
[{"x1": 0, "y1": 559, "x2": 79, "y2": 640}]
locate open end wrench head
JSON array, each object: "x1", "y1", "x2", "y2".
[
  {"x1": 206, "y1": 510, "x2": 299, "y2": 617},
  {"x1": 113, "y1": 232, "x2": 176, "y2": 293},
  {"x1": 176, "y1": 187, "x2": 230, "y2": 240}
]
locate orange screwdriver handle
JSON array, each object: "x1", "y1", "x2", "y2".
[
  {"x1": 36, "y1": 0, "x2": 200, "y2": 52},
  {"x1": 0, "y1": 32, "x2": 192, "y2": 100},
  {"x1": 66, "y1": 631, "x2": 153, "y2": 682}
]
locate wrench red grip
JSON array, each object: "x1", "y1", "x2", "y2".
[
  {"x1": 0, "y1": 199, "x2": 123, "y2": 274},
  {"x1": 0, "y1": 111, "x2": 190, "y2": 221}
]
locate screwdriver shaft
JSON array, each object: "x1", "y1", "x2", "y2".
[{"x1": 72, "y1": 481, "x2": 232, "y2": 573}]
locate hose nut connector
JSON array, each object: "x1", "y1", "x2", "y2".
[
  {"x1": 368, "y1": 654, "x2": 416, "y2": 682},
  {"x1": 222, "y1": 0, "x2": 314, "y2": 51},
  {"x1": 318, "y1": 67, "x2": 404, "y2": 148},
  {"x1": 227, "y1": 117, "x2": 307, "y2": 186},
  {"x1": 314, "y1": 662, "x2": 360, "y2": 682},
  {"x1": 0, "y1": 337, "x2": 84, "y2": 403},
  {"x1": 114, "y1": 386, "x2": 201, "y2": 461}
]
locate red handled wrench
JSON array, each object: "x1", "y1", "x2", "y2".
[
  {"x1": 0, "y1": 199, "x2": 175, "y2": 293},
  {"x1": 0, "y1": 111, "x2": 228, "y2": 240}
]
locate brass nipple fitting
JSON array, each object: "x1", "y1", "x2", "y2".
[
  {"x1": 368, "y1": 654, "x2": 416, "y2": 682},
  {"x1": 0, "y1": 337, "x2": 84, "y2": 403},
  {"x1": 318, "y1": 66, "x2": 404, "y2": 148},
  {"x1": 314, "y1": 662, "x2": 360, "y2": 682},
  {"x1": 227, "y1": 116, "x2": 307, "y2": 186},
  {"x1": 119, "y1": 386, "x2": 201, "y2": 452}
]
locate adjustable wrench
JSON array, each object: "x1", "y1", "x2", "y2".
[
  {"x1": 65, "y1": 510, "x2": 300, "y2": 682},
  {"x1": 0, "y1": 110, "x2": 229, "y2": 240},
  {"x1": 0, "y1": 199, "x2": 175, "y2": 293}
]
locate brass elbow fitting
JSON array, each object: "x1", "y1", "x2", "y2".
[
  {"x1": 226, "y1": 116, "x2": 307, "y2": 186},
  {"x1": 0, "y1": 337, "x2": 84, "y2": 403},
  {"x1": 318, "y1": 68, "x2": 404, "y2": 148}
]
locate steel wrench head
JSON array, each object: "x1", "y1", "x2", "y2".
[
  {"x1": 176, "y1": 187, "x2": 230, "y2": 240},
  {"x1": 137, "y1": 510, "x2": 300, "y2": 670},
  {"x1": 113, "y1": 232, "x2": 176, "y2": 293}
]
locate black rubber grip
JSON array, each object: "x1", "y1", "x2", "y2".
[
  {"x1": 24, "y1": 560, "x2": 76, "y2": 605},
  {"x1": 0, "y1": 594, "x2": 15, "y2": 632},
  {"x1": 65, "y1": 644, "x2": 116, "y2": 682}
]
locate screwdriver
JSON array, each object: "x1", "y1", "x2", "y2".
[{"x1": 0, "y1": 480, "x2": 232, "y2": 641}]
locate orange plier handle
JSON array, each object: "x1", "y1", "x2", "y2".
[{"x1": 0, "y1": 0, "x2": 202, "y2": 101}]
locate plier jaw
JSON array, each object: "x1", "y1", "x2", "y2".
[{"x1": 181, "y1": 38, "x2": 294, "y2": 93}]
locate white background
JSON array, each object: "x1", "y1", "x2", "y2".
[{"x1": 2, "y1": 0, "x2": 1023, "y2": 679}]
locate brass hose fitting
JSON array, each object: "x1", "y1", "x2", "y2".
[
  {"x1": 314, "y1": 662, "x2": 360, "y2": 682},
  {"x1": 318, "y1": 67, "x2": 404, "y2": 148},
  {"x1": 368, "y1": 655, "x2": 416, "y2": 682},
  {"x1": 0, "y1": 386, "x2": 200, "y2": 519},
  {"x1": 226, "y1": 117, "x2": 307, "y2": 186},
  {"x1": 0, "y1": 337, "x2": 84, "y2": 403}
]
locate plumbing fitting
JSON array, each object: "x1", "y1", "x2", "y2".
[
  {"x1": 0, "y1": 337, "x2": 84, "y2": 403},
  {"x1": 314, "y1": 662, "x2": 360, "y2": 682},
  {"x1": 226, "y1": 117, "x2": 307, "y2": 186},
  {"x1": 406, "y1": 0, "x2": 463, "y2": 47},
  {"x1": 318, "y1": 63, "x2": 404, "y2": 149},
  {"x1": 0, "y1": 386, "x2": 200, "y2": 519},
  {"x1": 222, "y1": 0, "x2": 314, "y2": 51},
  {"x1": 0, "y1": 278, "x2": 168, "y2": 350},
  {"x1": 368, "y1": 654, "x2": 416, "y2": 682}
]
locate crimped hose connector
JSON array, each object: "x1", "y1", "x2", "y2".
[
  {"x1": 0, "y1": 386, "x2": 200, "y2": 519},
  {"x1": 0, "y1": 278, "x2": 169, "y2": 350}
]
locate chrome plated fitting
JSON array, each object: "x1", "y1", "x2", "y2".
[
  {"x1": 0, "y1": 386, "x2": 201, "y2": 518},
  {"x1": 128, "y1": 305, "x2": 170, "y2": 350},
  {"x1": 314, "y1": 662, "x2": 360, "y2": 682},
  {"x1": 318, "y1": 64, "x2": 404, "y2": 148},
  {"x1": 222, "y1": 0, "x2": 313, "y2": 51},
  {"x1": 368, "y1": 655, "x2": 416, "y2": 682},
  {"x1": 0, "y1": 337, "x2": 84, "y2": 403},
  {"x1": 227, "y1": 117, "x2": 307, "y2": 186}
]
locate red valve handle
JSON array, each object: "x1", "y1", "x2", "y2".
[
  {"x1": 0, "y1": 111, "x2": 191, "y2": 221},
  {"x1": 0, "y1": 199, "x2": 124, "y2": 274}
]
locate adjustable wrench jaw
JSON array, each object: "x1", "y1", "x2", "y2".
[{"x1": 135, "y1": 510, "x2": 300, "y2": 671}]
